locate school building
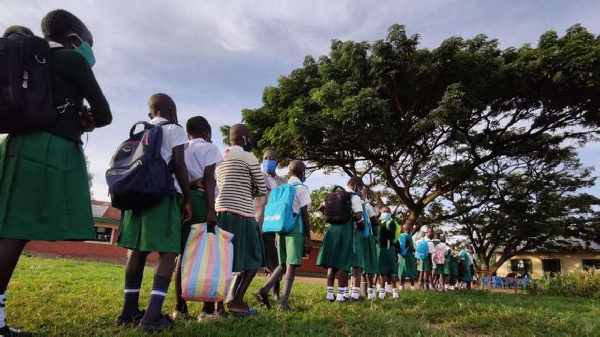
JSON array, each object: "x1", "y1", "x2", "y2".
[
  {"x1": 24, "y1": 200, "x2": 325, "y2": 273},
  {"x1": 494, "y1": 240, "x2": 600, "y2": 279}
]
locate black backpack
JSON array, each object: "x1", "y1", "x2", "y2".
[
  {"x1": 0, "y1": 33, "x2": 57, "y2": 134},
  {"x1": 323, "y1": 185, "x2": 353, "y2": 225}
]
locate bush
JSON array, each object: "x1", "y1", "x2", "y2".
[{"x1": 529, "y1": 269, "x2": 600, "y2": 298}]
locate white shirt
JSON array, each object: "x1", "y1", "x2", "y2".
[
  {"x1": 419, "y1": 237, "x2": 436, "y2": 254},
  {"x1": 363, "y1": 201, "x2": 376, "y2": 218},
  {"x1": 184, "y1": 138, "x2": 223, "y2": 182},
  {"x1": 344, "y1": 186, "x2": 364, "y2": 214},
  {"x1": 288, "y1": 176, "x2": 311, "y2": 214},
  {"x1": 150, "y1": 117, "x2": 188, "y2": 193}
]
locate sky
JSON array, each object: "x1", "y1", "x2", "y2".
[{"x1": 2, "y1": 0, "x2": 600, "y2": 200}]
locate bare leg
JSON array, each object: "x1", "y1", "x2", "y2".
[
  {"x1": 228, "y1": 270, "x2": 258, "y2": 312},
  {"x1": 0, "y1": 239, "x2": 28, "y2": 293}
]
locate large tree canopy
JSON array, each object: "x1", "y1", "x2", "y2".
[{"x1": 239, "y1": 24, "x2": 600, "y2": 229}]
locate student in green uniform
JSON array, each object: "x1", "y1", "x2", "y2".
[
  {"x1": 215, "y1": 124, "x2": 267, "y2": 316},
  {"x1": 360, "y1": 187, "x2": 379, "y2": 300},
  {"x1": 376, "y1": 207, "x2": 399, "y2": 299},
  {"x1": 115, "y1": 93, "x2": 192, "y2": 333},
  {"x1": 397, "y1": 224, "x2": 417, "y2": 291},
  {"x1": 0, "y1": 10, "x2": 112, "y2": 335},
  {"x1": 255, "y1": 160, "x2": 312, "y2": 311},
  {"x1": 416, "y1": 227, "x2": 435, "y2": 290},
  {"x1": 317, "y1": 177, "x2": 365, "y2": 302},
  {"x1": 442, "y1": 242, "x2": 455, "y2": 291},
  {"x1": 171, "y1": 116, "x2": 223, "y2": 322},
  {"x1": 460, "y1": 246, "x2": 473, "y2": 289},
  {"x1": 430, "y1": 232, "x2": 441, "y2": 290}
]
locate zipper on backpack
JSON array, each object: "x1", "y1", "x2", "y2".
[{"x1": 22, "y1": 71, "x2": 28, "y2": 88}]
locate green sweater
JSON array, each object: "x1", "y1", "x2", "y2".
[{"x1": 45, "y1": 48, "x2": 111, "y2": 143}]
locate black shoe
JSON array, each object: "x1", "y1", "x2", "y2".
[
  {"x1": 0, "y1": 326, "x2": 32, "y2": 337},
  {"x1": 351, "y1": 296, "x2": 364, "y2": 302},
  {"x1": 140, "y1": 314, "x2": 175, "y2": 333},
  {"x1": 115, "y1": 309, "x2": 146, "y2": 327},
  {"x1": 253, "y1": 291, "x2": 271, "y2": 310}
]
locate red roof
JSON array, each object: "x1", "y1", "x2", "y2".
[{"x1": 91, "y1": 200, "x2": 121, "y2": 221}]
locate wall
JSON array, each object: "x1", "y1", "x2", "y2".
[{"x1": 495, "y1": 252, "x2": 600, "y2": 279}]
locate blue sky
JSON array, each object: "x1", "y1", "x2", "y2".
[{"x1": 2, "y1": 0, "x2": 600, "y2": 200}]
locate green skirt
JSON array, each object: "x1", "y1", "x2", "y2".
[
  {"x1": 377, "y1": 243, "x2": 397, "y2": 275},
  {"x1": 316, "y1": 223, "x2": 353, "y2": 271},
  {"x1": 218, "y1": 212, "x2": 265, "y2": 273},
  {"x1": 182, "y1": 189, "x2": 208, "y2": 253},
  {"x1": 349, "y1": 228, "x2": 365, "y2": 270},
  {"x1": 117, "y1": 194, "x2": 183, "y2": 254},
  {"x1": 418, "y1": 257, "x2": 432, "y2": 272},
  {"x1": 443, "y1": 255, "x2": 453, "y2": 275},
  {"x1": 0, "y1": 133, "x2": 94, "y2": 241},
  {"x1": 398, "y1": 253, "x2": 417, "y2": 280},
  {"x1": 362, "y1": 236, "x2": 378, "y2": 274},
  {"x1": 276, "y1": 217, "x2": 305, "y2": 266}
]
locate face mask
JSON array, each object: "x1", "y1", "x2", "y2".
[
  {"x1": 70, "y1": 34, "x2": 95, "y2": 67},
  {"x1": 261, "y1": 159, "x2": 277, "y2": 174},
  {"x1": 380, "y1": 213, "x2": 392, "y2": 221},
  {"x1": 354, "y1": 189, "x2": 363, "y2": 198}
]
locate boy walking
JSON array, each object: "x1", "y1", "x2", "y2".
[{"x1": 115, "y1": 93, "x2": 191, "y2": 333}]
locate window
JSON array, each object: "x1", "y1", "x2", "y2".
[
  {"x1": 93, "y1": 226, "x2": 114, "y2": 243},
  {"x1": 542, "y1": 259, "x2": 561, "y2": 274},
  {"x1": 582, "y1": 259, "x2": 600, "y2": 271},
  {"x1": 509, "y1": 259, "x2": 533, "y2": 274}
]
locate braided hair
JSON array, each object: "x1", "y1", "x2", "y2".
[{"x1": 41, "y1": 9, "x2": 92, "y2": 44}]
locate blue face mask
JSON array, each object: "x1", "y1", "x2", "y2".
[
  {"x1": 69, "y1": 34, "x2": 95, "y2": 67},
  {"x1": 354, "y1": 189, "x2": 362, "y2": 198},
  {"x1": 380, "y1": 213, "x2": 392, "y2": 221},
  {"x1": 261, "y1": 159, "x2": 277, "y2": 174}
]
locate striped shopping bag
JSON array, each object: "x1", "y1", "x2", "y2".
[{"x1": 181, "y1": 223, "x2": 234, "y2": 302}]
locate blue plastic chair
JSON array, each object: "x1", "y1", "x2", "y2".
[
  {"x1": 480, "y1": 276, "x2": 490, "y2": 288},
  {"x1": 491, "y1": 276, "x2": 504, "y2": 288}
]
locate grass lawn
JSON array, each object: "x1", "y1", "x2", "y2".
[{"x1": 6, "y1": 255, "x2": 600, "y2": 336}]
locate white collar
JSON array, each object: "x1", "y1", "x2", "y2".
[{"x1": 48, "y1": 41, "x2": 64, "y2": 49}]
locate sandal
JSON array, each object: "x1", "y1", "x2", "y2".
[
  {"x1": 232, "y1": 306, "x2": 259, "y2": 318},
  {"x1": 253, "y1": 291, "x2": 271, "y2": 310}
]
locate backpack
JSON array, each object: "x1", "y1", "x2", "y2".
[
  {"x1": 399, "y1": 233, "x2": 410, "y2": 256},
  {"x1": 263, "y1": 182, "x2": 303, "y2": 234},
  {"x1": 106, "y1": 121, "x2": 175, "y2": 210},
  {"x1": 323, "y1": 185, "x2": 353, "y2": 225},
  {"x1": 361, "y1": 201, "x2": 372, "y2": 238},
  {"x1": 433, "y1": 242, "x2": 448, "y2": 264},
  {"x1": 415, "y1": 239, "x2": 429, "y2": 260},
  {"x1": 0, "y1": 32, "x2": 57, "y2": 134}
]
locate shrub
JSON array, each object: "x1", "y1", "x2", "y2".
[{"x1": 529, "y1": 269, "x2": 600, "y2": 298}]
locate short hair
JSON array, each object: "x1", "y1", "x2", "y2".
[
  {"x1": 347, "y1": 176, "x2": 364, "y2": 187},
  {"x1": 41, "y1": 9, "x2": 92, "y2": 43},
  {"x1": 186, "y1": 116, "x2": 211, "y2": 137},
  {"x1": 3, "y1": 26, "x2": 34, "y2": 37}
]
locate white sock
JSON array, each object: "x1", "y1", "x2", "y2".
[
  {"x1": 385, "y1": 282, "x2": 392, "y2": 293},
  {"x1": 345, "y1": 286, "x2": 351, "y2": 298},
  {"x1": 426, "y1": 283, "x2": 431, "y2": 290},
  {"x1": 399, "y1": 285, "x2": 404, "y2": 291},
  {"x1": 367, "y1": 287, "x2": 375, "y2": 299},
  {"x1": 378, "y1": 287, "x2": 386, "y2": 299},
  {"x1": 392, "y1": 289, "x2": 399, "y2": 299},
  {"x1": 0, "y1": 292, "x2": 5, "y2": 328},
  {"x1": 411, "y1": 285, "x2": 415, "y2": 291},
  {"x1": 351, "y1": 286, "x2": 360, "y2": 299},
  {"x1": 326, "y1": 286, "x2": 335, "y2": 300},
  {"x1": 337, "y1": 287, "x2": 347, "y2": 301}
]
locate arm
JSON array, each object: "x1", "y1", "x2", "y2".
[
  {"x1": 172, "y1": 144, "x2": 191, "y2": 223},
  {"x1": 203, "y1": 163, "x2": 217, "y2": 228},
  {"x1": 301, "y1": 205, "x2": 312, "y2": 254},
  {"x1": 249, "y1": 159, "x2": 267, "y2": 197},
  {"x1": 65, "y1": 51, "x2": 112, "y2": 127}
]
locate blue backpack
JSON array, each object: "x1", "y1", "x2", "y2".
[
  {"x1": 361, "y1": 201, "x2": 373, "y2": 238},
  {"x1": 262, "y1": 182, "x2": 303, "y2": 234},
  {"x1": 399, "y1": 233, "x2": 410, "y2": 256},
  {"x1": 415, "y1": 239, "x2": 429, "y2": 260},
  {"x1": 106, "y1": 121, "x2": 175, "y2": 210}
]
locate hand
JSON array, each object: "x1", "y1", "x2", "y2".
[
  {"x1": 79, "y1": 106, "x2": 96, "y2": 132},
  {"x1": 304, "y1": 239, "x2": 313, "y2": 255},
  {"x1": 181, "y1": 201, "x2": 192, "y2": 224},
  {"x1": 206, "y1": 209, "x2": 218, "y2": 229}
]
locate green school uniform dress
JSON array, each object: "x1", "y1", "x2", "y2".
[
  {"x1": 276, "y1": 215, "x2": 305, "y2": 266},
  {"x1": 181, "y1": 189, "x2": 208, "y2": 251},
  {"x1": 443, "y1": 250, "x2": 454, "y2": 275},
  {"x1": 218, "y1": 212, "x2": 265, "y2": 272},
  {"x1": 460, "y1": 250, "x2": 473, "y2": 282},
  {"x1": 377, "y1": 220, "x2": 397, "y2": 275},
  {"x1": 450, "y1": 251, "x2": 459, "y2": 277},
  {"x1": 398, "y1": 233, "x2": 418, "y2": 280},
  {"x1": 362, "y1": 231, "x2": 379, "y2": 274},
  {"x1": 349, "y1": 225, "x2": 366, "y2": 271},
  {"x1": 317, "y1": 222, "x2": 353, "y2": 271},
  {"x1": 0, "y1": 48, "x2": 111, "y2": 241}
]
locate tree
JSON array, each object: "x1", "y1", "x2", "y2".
[
  {"x1": 433, "y1": 142, "x2": 600, "y2": 272},
  {"x1": 238, "y1": 24, "x2": 600, "y2": 231},
  {"x1": 309, "y1": 186, "x2": 329, "y2": 233}
]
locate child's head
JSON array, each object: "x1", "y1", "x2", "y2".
[
  {"x1": 148, "y1": 93, "x2": 177, "y2": 123},
  {"x1": 3, "y1": 26, "x2": 34, "y2": 37},
  {"x1": 288, "y1": 160, "x2": 306, "y2": 181},
  {"x1": 262, "y1": 149, "x2": 278, "y2": 175},
  {"x1": 426, "y1": 226, "x2": 434, "y2": 239},
  {"x1": 41, "y1": 9, "x2": 93, "y2": 49},
  {"x1": 347, "y1": 176, "x2": 364, "y2": 193},
  {"x1": 361, "y1": 186, "x2": 372, "y2": 201},
  {"x1": 186, "y1": 116, "x2": 211, "y2": 142},
  {"x1": 229, "y1": 123, "x2": 252, "y2": 151},
  {"x1": 402, "y1": 223, "x2": 411, "y2": 233}
]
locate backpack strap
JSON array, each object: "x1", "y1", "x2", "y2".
[{"x1": 289, "y1": 181, "x2": 304, "y2": 233}]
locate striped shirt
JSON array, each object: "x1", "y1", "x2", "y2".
[{"x1": 215, "y1": 145, "x2": 267, "y2": 217}]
